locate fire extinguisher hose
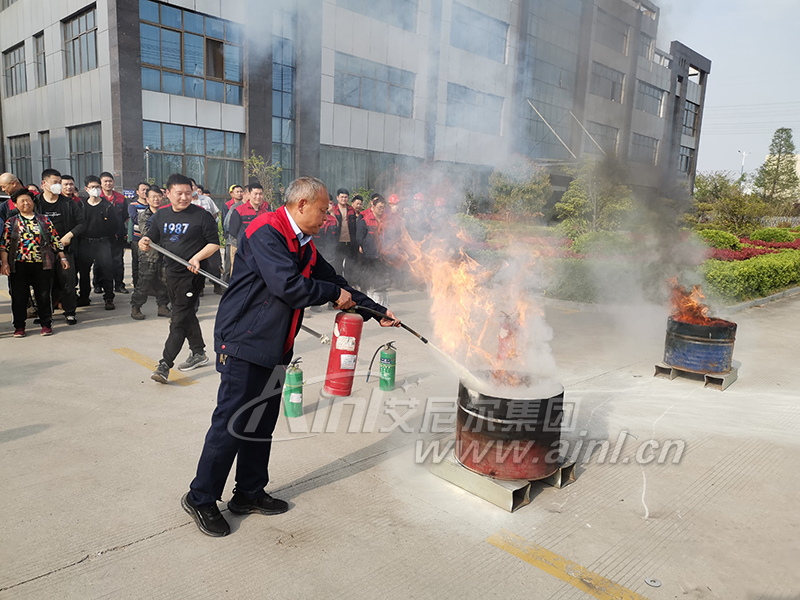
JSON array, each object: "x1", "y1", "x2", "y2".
[{"x1": 349, "y1": 305, "x2": 429, "y2": 344}]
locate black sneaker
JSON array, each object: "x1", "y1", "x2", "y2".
[
  {"x1": 227, "y1": 490, "x2": 289, "y2": 516},
  {"x1": 151, "y1": 361, "x2": 170, "y2": 384},
  {"x1": 65, "y1": 315, "x2": 78, "y2": 326},
  {"x1": 93, "y1": 285, "x2": 102, "y2": 294},
  {"x1": 105, "y1": 300, "x2": 115, "y2": 310},
  {"x1": 182, "y1": 493, "x2": 230, "y2": 537},
  {"x1": 115, "y1": 285, "x2": 129, "y2": 294}
]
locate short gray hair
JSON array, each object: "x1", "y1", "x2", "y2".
[{"x1": 284, "y1": 176, "x2": 327, "y2": 207}]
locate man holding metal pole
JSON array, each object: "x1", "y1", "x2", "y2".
[
  {"x1": 182, "y1": 176, "x2": 400, "y2": 537},
  {"x1": 138, "y1": 174, "x2": 220, "y2": 383}
]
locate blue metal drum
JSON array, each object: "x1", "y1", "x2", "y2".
[{"x1": 664, "y1": 317, "x2": 737, "y2": 374}]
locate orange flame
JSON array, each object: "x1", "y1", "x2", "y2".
[
  {"x1": 668, "y1": 277, "x2": 728, "y2": 326},
  {"x1": 383, "y1": 223, "x2": 540, "y2": 384}
]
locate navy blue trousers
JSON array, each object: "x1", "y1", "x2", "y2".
[{"x1": 189, "y1": 355, "x2": 284, "y2": 506}]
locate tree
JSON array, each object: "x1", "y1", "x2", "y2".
[
  {"x1": 753, "y1": 128, "x2": 800, "y2": 208},
  {"x1": 554, "y1": 156, "x2": 633, "y2": 238},
  {"x1": 244, "y1": 151, "x2": 283, "y2": 210},
  {"x1": 688, "y1": 171, "x2": 767, "y2": 237},
  {"x1": 489, "y1": 155, "x2": 552, "y2": 220}
]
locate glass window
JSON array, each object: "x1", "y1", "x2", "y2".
[
  {"x1": 630, "y1": 133, "x2": 658, "y2": 165},
  {"x1": 162, "y1": 71, "x2": 183, "y2": 95},
  {"x1": 8, "y1": 135, "x2": 32, "y2": 187},
  {"x1": 40, "y1": 131, "x2": 51, "y2": 171},
  {"x1": 2, "y1": 43, "x2": 26, "y2": 97},
  {"x1": 678, "y1": 146, "x2": 694, "y2": 173},
  {"x1": 595, "y1": 8, "x2": 628, "y2": 54},
  {"x1": 638, "y1": 32, "x2": 653, "y2": 60},
  {"x1": 63, "y1": 7, "x2": 98, "y2": 78},
  {"x1": 589, "y1": 62, "x2": 624, "y2": 103},
  {"x1": 635, "y1": 80, "x2": 664, "y2": 116},
  {"x1": 67, "y1": 123, "x2": 102, "y2": 187},
  {"x1": 138, "y1": 1, "x2": 243, "y2": 105},
  {"x1": 450, "y1": 2, "x2": 508, "y2": 63},
  {"x1": 205, "y1": 17, "x2": 224, "y2": 39},
  {"x1": 683, "y1": 101, "x2": 700, "y2": 137},
  {"x1": 337, "y1": 0, "x2": 417, "y2": 32},
  {"x1": 139, "y1": 0, "x2": 159, "y2": 23},
  {"x1": 34, "y1": 32, "x2": 46, "y2": 87},
  {"x1": 142, "y1": 67, "x2": 160, "y2": 91},
  {"x1": 141, "y1": 24, "x2": 161, "y2": 65},
  {"x1": 583, "y1": 121, "x2": 618, "y2": 154},
  {"x1": 206, "y1": 79, "x2": 224, "y2": 102},
  {"x1": 334, "y1": 52, "x2": 415, "y2": 117},
  {"x1": 183, "y1": 33, "x2": 204, "y2": 76},
  {"x1": 273, "y1": 9, "x2": 296, "y2": 188},
  {"x1": 446, "y1": 82, "x2": 503, "y2": 135},
  {"x1": 143, "y1": 121, "x2": 161, "y2": 149},
  {"x1": 160, "y1": 4, "x2": 181, "y2": 29},
  {"x1": 143, "y1": 120, "x2": 245, "y2": 196}
]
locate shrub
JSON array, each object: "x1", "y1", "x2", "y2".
[
  {"x1": 749, "y1": 227, "x2": 796, "y2": 243},
  {"x1": 703, "y1": 251, "x2": 800, "y2": 302},
  {"x1": 707, "y1": 247, "x2": 778, "y2": 261},
  {"x1": 452, "y1": 213, "x2": 488, "y2": 242},
  {"x1": 698, "y1": 229, "x2": 742, "y2": 250},
  {"x1": 572, "y1": 231, "x2": 635, "y2": 256}
]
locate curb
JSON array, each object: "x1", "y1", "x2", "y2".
[{"x1": 538, "y1": 286, "x2": 800, "y2": 315}]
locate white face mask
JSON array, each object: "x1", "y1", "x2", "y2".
[
  {"x1": 49, "y1": 183, "x2": 63, "y2": 195},
  {"x1": 88, "y1": 188, "x2": 102, "y2": 198}
]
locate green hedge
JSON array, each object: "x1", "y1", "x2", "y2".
[
  {"x1": 572, "y1": 231, "x2": 635, "y2": 256},
  {"x1": 698, "y1": 229, "x2": 742, "y2": 250},
  {"x1": 749, "y1": 227, "x2": 797, "y2": 243},
  {"x1": 703, "y1": 251, "x2": 800, "y2": 302}
]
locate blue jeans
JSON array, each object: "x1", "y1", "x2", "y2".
[{"x1": 189, "y1": 356, "x2": 284, "y2": 506}]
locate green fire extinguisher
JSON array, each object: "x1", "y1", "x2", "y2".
[
  {"x1": 283, "y1": 358, "x2": 303, "y2": 418},
  {"x1": 368, "y1": 342, "x2": 396, "y2": 391}
]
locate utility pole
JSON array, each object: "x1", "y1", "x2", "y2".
[{"x1": 738, "y1": 149, "x2": 750, "y2": 176}]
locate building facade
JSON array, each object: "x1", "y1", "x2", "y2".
[{"x1": 1, "y1": 0, "x2": 710, "y2": 200}]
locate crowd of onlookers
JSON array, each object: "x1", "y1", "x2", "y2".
[{"x1": 0, "y1": 167, "x2": 453, "y2": 337}]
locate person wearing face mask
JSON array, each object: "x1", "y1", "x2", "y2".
[
  {"x1": 77, "y1": 176, "x2": 119, "y2": 309},
  {"x1": 36, "y1": 169, "x2": 86, "y2": 325}
]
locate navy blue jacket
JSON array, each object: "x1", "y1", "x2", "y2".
[{"x1": 215, "y1": 206, "x2": 387, "y2": 368}]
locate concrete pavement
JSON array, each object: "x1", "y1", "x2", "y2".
[{"x1": 1, "y1": 277, "x2": 798, "y2": 599}]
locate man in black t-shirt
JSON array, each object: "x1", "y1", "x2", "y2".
[
  {"x1": 139, "y1": 173, "x2": 220, "y2": 383},
  {"x1": 37, "y1": 169, "x2": 85, "y2": 324}
]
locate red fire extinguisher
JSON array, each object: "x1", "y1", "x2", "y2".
[{"x1": 323, "y1": 311, "x2": 364, "y2": 397}]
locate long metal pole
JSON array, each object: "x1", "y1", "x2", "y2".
[
  {"x1": 147, "y1": 241, "x2": 330, "y2": 344},
  {"x1": 526, "y1": 99, "x2": 577, "y2": 159},
  {"x1": 570, "y1": 111, "x2": 606, "y2": 156}
]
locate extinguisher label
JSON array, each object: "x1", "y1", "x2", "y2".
[
  {"x1": 336, "y1": 335, "x2": 357, "y2": 351},
  {"x1": 340, "y1": 354, "x2": 357, "y2": 370},
  {"x1": 289, "y1": 393, "x2": 303, "y2": 404}
]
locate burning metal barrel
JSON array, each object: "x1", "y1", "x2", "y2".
[
  {"x1": 455, "y1": 371, "x2": 564, "y2": 481},
  {"x1": 663, "y1": 316, "x2": 737, "y2": 374}
]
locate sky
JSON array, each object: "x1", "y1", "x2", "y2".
[{"x1": 656, "y1": 0, "x2": 800, "y2": 176}]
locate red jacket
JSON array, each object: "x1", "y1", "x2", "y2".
[
  {"x1": 356, "y1": 209, "x2": 384, "y2": 259},
  {"x1": 229, "y1": 202, "x2": 268, "y2": 241}
]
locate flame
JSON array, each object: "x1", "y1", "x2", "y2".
[
  {"x1": 382, "y1": 223, "x2": 540, "y2": 385},
  {"x1": 668, "y1": 277, "x2": 728, "y2": 326}
]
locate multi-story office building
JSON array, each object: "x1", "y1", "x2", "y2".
[{"x1": 1, "y1": 0, "x2": 710, "y2": 201}]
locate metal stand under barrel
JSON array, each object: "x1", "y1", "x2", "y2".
[
  {"x1": 430, "y1": 448, "x2": 576, "y2": 513},
  {"x1": 654, "y1": 361, "x2": 739, "y2": 391}
]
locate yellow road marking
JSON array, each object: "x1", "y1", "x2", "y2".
[
  {"x1": 486, "y1": 530, "x2": 648, "y2": 600},
  {"x1": 112, "y1": 348, "x2": 197, "y2": 387}
]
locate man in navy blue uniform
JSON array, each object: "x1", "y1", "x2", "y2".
[{"x1": 183, "y1": 176, "x2": 399, "y2": 537}]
